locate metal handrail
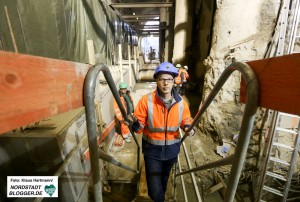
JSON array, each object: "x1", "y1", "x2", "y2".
[
  {"x1": 179, "y1": 129, "x2": 202, "y2": 201},
  {"x1": 83, "y1": 64, "x2": 140, "y2": 202},
  {"x1": 179, "y1": 62, "x2": 259, "y2": 202},
  {"x1": 177, "y1": 156, "x2": 189, "y2": 201}
]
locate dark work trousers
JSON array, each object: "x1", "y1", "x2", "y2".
[
  {"x1": 181, "y1": 82, "x2": 187, "y2": 95},
  {"x1": 174, "y1": 84, "x2": 180, "y2": 94},
  {"x1": 144, "y1": 156, "x2": 178, "y2": 202}
]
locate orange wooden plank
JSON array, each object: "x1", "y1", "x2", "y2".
[
  {"x1": 83, "y1": 120, "x2": 117, "y2": 161},
  {"x1": 0, "y1": 51, "x2": 90, "y2": 134},
  {"x1": 98, "y1": 120, "x2": 116, "y2": 142},
  {"x1": 240, "y1": 54, "x2": 300, "y2": 115}
]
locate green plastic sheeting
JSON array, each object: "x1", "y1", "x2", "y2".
[{"x1": 0, "y1": 0, "x2": 132, "y2": 64}]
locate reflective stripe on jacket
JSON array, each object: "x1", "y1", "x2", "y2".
[{"x1": 134, "y1": 89, "x2": 193, "y2": 160}]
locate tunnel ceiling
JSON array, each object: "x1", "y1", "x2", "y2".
[{"x1": 107, "y1": 0, "x2": 174, "y2": 36}]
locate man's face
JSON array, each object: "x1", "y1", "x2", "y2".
[
  {"x1": 156, "y1": 73, "x2": 174, "y2": 95},
  {"x1": 120, "y1": 88, "x2": 127, "y2": 94}
]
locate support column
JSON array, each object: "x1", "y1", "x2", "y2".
[
  {"x1": 87, "y1": 40, "x2": 96, "y2": 65},
  {"x1": 164, "y1": 4, "x2": 170, "y2": 62},
  {"x1": 160, "y1": 7, "x2": 167, "y2": 62},
  {"x1": 128, "y1": 45, "x2": 132, "y2": 87},
  {"x1": 134, "y1": 46, "x2": 137, "y2": 75},
  {"x1": 172, "y1": 0, "x2": 192, "y2": 64},
  {"x1": 118, "y1": 44, "x2": 123, "y2": 82}
]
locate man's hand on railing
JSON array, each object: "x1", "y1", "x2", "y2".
[
  {"x1": 127, "y1": 113, "x2": 137, "y2": 122},
  {"x1": 184, "y1": 127, "x2": 195, "y2": 136},
  {"x1": 123, "y1": 119, "x2": 130, "y2": 126},
  {"x1": 121, "y1": 114, "x2": 137, "y2": 126},
  {"x1": 128, "y1": 113, "x2": 140, "y2": 132}
]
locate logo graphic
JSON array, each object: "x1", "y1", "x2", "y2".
[{"x1": 44, "y1": 184, "x2": 56, "y2": 197}]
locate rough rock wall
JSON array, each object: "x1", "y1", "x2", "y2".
[{"x1": 199, "y1": 0, "x2": 280, "y2": 143}]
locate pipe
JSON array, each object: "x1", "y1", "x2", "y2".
[
  {"x1": 84, "y1": 64, "x2": 140, "y2": 202},
  {"x1": 96, "y1": 63, "x2": 141, "y2": 171},
  {"x1": 181, "y1": 62, "x2": 258, "y2": 143},
  {"x1": 180, "y1": 62, "x2": 259, "y2": 202},
  {"x1": 177, "y1": 156, "x2": 188, "y2": 202},
  {"x1": 84, "y1": 65, "x2": 104, "y2": 202},
  {"x1": 129, "y1": 125, "x2": 140, "y2": 171},
  {"x1": 176, "y1": 155, "x2": 234, "y2": 177},
  {"x1": 180, "y1": 130, "x2": 202, "y2": 202},
  {"x1": 224, "y1": 63, "x2": 258, "y2": 202},
  {"x1": 173, "y1": 162, "x2": 178, "y2": 201},
  {"x1": 98, "y1": 149, "x2": 138, "y2": 173},
  {"x1": 103, "y1": 64, "x2": 141, "y2": 171}
]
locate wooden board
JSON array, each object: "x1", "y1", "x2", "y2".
[
  {"x1": 0, "y1": 51, "x2": 90, "y2": 134},
  {"x1": 214, "y1": 170, "x2": 227, "y2": 198},
  {"x1": 240, "y1": 54, "x2": 300, "y2": 115},
  {"x1": 138, "y1": 158, "x2": 149, "y2": 197}
]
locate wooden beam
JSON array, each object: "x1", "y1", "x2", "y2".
[
  {"x1": 214, "y1": 171, "x2": 227, "y2": 198},
  {"x1": 138, "y1": 159, "x2": 148, "y2": 197},
  {"x1": 240, "y1": 53, "x2": 300, "y2": 115},
  {"x1": 140, "y1": 29, "x2": 160, "y2": 31},
  {"x1": 141, "y1": 34, "x2": 159, "y2": 37},
  {"x1": 83, "y1": 120, "x2": 117, "y2": 161},
  {"x1": 131, "y1": 25, "x2": 160, "y2": 28},
  {"x1": 125, "y1": 19, "x2": 160, "y2": 22},
  {"x1": 110, "y1": 2, "x2": 173, "y2": 8},
  {"x1": 121, "y1": 14, "x2": 159, "y2": 19},
  {"x1": 0, "y1": 51, "x2": 90, "y2": 134},
  {"x1": 207, "y1": 182, "x2": 225, "y2": 195}
]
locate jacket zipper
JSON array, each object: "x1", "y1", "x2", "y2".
[{"x1": 164, "y1": 106, "x2": 169, "y2": 160}]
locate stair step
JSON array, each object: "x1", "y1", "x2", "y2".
[
  {"x1": 276, "y1": 127, "x2": 298, "y2": 134},
  {"x1": 266, "y1": 171, "x2": 286, "y2": 181},
  {"x1": 273, "y1": 142, "x2": 294, "y2": 150},
  {"x1": 132, "y1": 196, "x2": 175, "y2": 202},
  {"x1": 279, "y1": 112, "x2": 300, "y2": 119},
  {"x1": 270, "y1": 157, "x2": 290, "y2": 166},
  {"x1": 132, "y1": 196, "x2": 153, "y2": 202},
  {"x1": 263, "y1": 185, "x2": 283, "y2": 196}
]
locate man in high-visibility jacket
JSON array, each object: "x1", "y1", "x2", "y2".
[
  {"x1": 181, "y1": 65, "x2": 190, "y2": 95},
  {"x1": 131, "y1": 62, "x2": 195, "y2": 202},
  {"x1": 114, "y1": 82, "x2": 134, "y2": 143}
]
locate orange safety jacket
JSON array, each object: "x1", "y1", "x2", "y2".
[
  {"x1": 174, "y1": 69, "x2": 183, "y2": 84},
  {"x1": 133, "y1": 89, "x2": 193, "y2": 160},
  {"x1": 181, "y1": 69, "x2": 189, "y2": 82},
  {"x1": 114, "y1": 91, "x2": 134, "y2": 121}
]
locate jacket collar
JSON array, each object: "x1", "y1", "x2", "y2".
[{"x1": 155, "y1": 87, "x2": 182, "y2": 104}]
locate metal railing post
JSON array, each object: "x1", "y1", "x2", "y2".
[
  {"x1": 84, "y1": 64, "x2": 141, "y2": 202},
  {"x1": 179, "y1": 62, "x2": 259, "y2": 202}
]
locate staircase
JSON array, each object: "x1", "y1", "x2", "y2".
[
  {"x1": 256, "y1": 1, "x2": 300, "y2": 201},
  {"x1": 257, "y1": 112, "x2": 300, "y2": 201}
]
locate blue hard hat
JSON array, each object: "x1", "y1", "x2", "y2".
[{"x1": 153, "y1": 62, "x2": 178, "y2": 79}]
